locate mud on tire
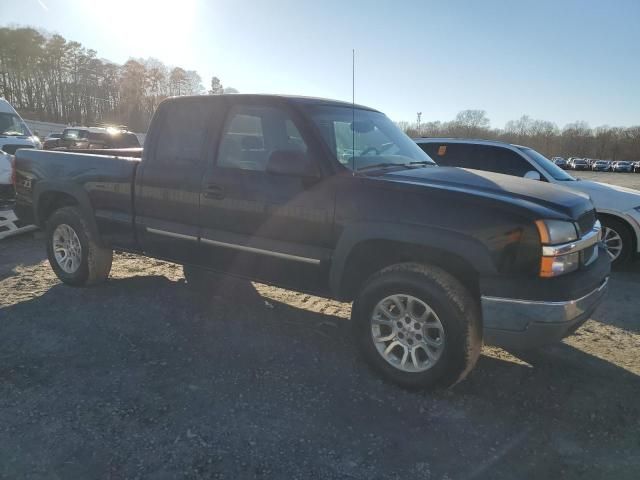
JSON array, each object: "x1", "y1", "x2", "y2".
[
  {"x1": 351, "y1": 262, "x2": 482, "y2": 390},
  {"x1": 46, "y1": 206, "x2": 112, "y2": 286}
]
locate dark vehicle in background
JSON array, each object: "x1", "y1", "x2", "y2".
[
  {"x1": 58, "y1": 127, "x2": 140, "y2": 150},
  {"x1": 414, "y1": 138, "x2": 640, "y2": 267},
  {"x1": 592, "y1": 160, "x2": 610, "y2": 171},
  {"x1": 571, "y1": 158, "x2": 589, "y2": 170},
  {"x1": 14, "y1": 95, "x2": 609, "y2": 390},
  {"x1": 552, "y1": 157, "x2": 569, "y2": 169},
  {"x1": 611, "y1": 161, "x2": 633, "y2": 173},
  {"x1": 43, "y1": 132, "x2": 63, "y2": 150}
]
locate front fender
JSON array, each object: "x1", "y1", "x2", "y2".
[{"x1": 329, "y1": 221, "x2": 497, "y2": 298}]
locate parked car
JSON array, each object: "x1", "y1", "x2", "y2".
[
  {"x1": 43, "y1": 132, "x2": 63, "y2": 150},
  {"x1": 634, "y1": 161, "x2": 640, "y2": 173},
  {"x1": 553, "y1": 157, "x2": 569, "y2": 169},
  {"x1": 592, "y1": 160, "x2": 610, "y2": 171},
  {"x1": 0, "y1": 98, "x2": 41, "y2": 154},
  {"x1": 611, "y1": 161, "x2": 633, "y2": 173},
  {"x1": 415, "y1": 138, "x2": 640, "y2": 266},
  {"x1": 571, "y1": 158, "x2": 589, "y2": 170},
  {"x1": 58, "y1": 126, "x2": 140, "y2": 150},
  {"x1": 0, "y1": 149, "x2": 14, "y2": 205},
  {"x1": 14, "y1": 94, "x2": 609, "y2": 390}
]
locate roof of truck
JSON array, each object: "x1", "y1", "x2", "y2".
[{"x1": 162, "y1": 94, "x2": 380, "y2": 112}]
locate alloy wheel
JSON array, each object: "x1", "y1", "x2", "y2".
[
  {"x1": 602, "y1": 226, "x2": 623, "y2": 262},
  {"x1": 52, "y1": 223, "x2": 82, "y2": 273},
  {"x1": 370, "y1": 294, "x2": 445, "y2": 373}
]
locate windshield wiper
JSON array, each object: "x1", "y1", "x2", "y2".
[
  {"x1": 407, "y1": 161, "x2": 436, "y2": 166},
  {"x1": 356, "y1": 162, "x2": 409, "y2": 172}
]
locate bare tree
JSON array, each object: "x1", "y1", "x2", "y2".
[{"x1": 209, "y1": 76, "x2": 223, "y2": 95}]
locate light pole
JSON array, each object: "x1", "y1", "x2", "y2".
[{"x1": 417, "y1": 112, "x2": 422, "y2": 136}]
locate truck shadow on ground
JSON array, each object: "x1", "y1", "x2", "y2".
[{"x1": 1, "y1": 271, "x2": 639, "y2": 478}]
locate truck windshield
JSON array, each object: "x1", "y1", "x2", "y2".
[
  {"x1": 518, "y1": 147, "x2": 576, "y2": 181},
  {"x1": 0, "y1": 113, "x2": 31, "y2": 136},
  {"x1": 306, "y1": 105, "x2": 435, "y2": 171}
]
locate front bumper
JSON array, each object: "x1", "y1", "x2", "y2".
[{"x1": 481, "y1": 276, "x2": 609, "y2": 350}]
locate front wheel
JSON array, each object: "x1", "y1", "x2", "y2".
[
  {"x1": 600, "y1": 216, "x2": 633, "y2": 268},
  {"x1": 352, "y1": 263, "x2": 482, "y2": 390},
  {"x1": 46, "y1": 206, "x2": 113, "y2": 286}
]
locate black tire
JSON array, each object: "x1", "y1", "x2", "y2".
[
  {"x1": 46, "y1": 206, "x2": 113, "y2": 286},
  {"x1": 351, "y1": 262, "x2": 482, "y2": 390},
  {"x1": 599, "y1": 216, "x2": 633, "y2": 268}
]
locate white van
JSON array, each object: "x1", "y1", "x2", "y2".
[{"x1": 0, "y1": 99, "x2": 41, "y2": 154}]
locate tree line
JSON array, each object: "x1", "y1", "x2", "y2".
[
  {"x1": 399, "y1": 110, "x2": 640, "y2": 161},
  {"x1": 0, "y1": 27, "x2": 236, "y2": 132}
]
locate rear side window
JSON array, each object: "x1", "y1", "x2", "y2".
[
  {"x1": 154, "y1": 102, "x2": 210, "y2": 164},
  {"x1": 88, "y1": 132, "x2": 108, "y2": 143},
  {"x1": 111, "y1": 133, "x2": 140, "y2": 148},
  {"x1": 418, "y1": 143, "x2": 476, "y2": 168}
]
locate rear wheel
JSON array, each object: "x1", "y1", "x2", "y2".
[
  {"x1": 600, "y1": 216, "x2": 633, "y2": 268},
  {"x1": 46, "y1": 206, "x2": 112, "y2": 286},
  {"x1": 352, "y1": 263, "x2": 482, "y2": 389}
]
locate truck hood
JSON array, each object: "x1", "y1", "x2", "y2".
[
  {"x1": 563, "y1": 180, "x2": 640, "y2": 212},
  {"x1": 376, "y1": 166, "x2": 593, "y2": 219}
]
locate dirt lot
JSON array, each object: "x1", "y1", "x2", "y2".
[{"x1": 1, "y1": 172, "x2": 639, "y2": 479}]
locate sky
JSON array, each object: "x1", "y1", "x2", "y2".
[{"x1": 1, "y1": 0, "x2": 639, "y2": 128}]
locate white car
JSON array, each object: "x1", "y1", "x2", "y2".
[
  {"x1": 415, "y1": 138, "x2": 640, "y2": 266},
  {"x1": 0, "y1": 98, "x2": 41, "y2": 154},
  {"x1": 0, "y1": 149, "x2": 14, "y2": 205}
]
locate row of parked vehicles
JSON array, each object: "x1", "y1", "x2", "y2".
[
  {"x1": 1, "y1": 98, "x2": 140, "y2": 204},
  {"x1": 5, "y1": 94, "x2": 639, "y2": 389},
  {"x1": 552, "y1": 156, "x2": 640, "y2": 172}
]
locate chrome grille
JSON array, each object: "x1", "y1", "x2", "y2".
[{"x1": 577, "y1": 210, "x2": 596, "y2": 236}]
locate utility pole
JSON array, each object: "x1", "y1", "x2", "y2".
[{"x1": 417, "y1": 112, "x2": 422, "y2": 135}]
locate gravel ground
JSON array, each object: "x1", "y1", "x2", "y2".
[{"x1": 1, "y1": 171, "x2": 639, "y2": 479}]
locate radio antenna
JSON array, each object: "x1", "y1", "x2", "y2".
[{"x1": 352, "y1": 48, "x2": 356, "y2": 174}]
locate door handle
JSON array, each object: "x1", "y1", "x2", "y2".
[{"x1": 203, "y1": 184, "x2": 225, "y2": 199}]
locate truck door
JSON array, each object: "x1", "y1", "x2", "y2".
[
  {"x1": 134, "y1": 98, "x2": 219, "y2": 263},
  {"x1": 198, "y1": 99, "x2": 334, "y2": 294}
]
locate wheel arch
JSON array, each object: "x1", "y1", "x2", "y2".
[
  {"x1": 35, "y1": 183, "x2": 104, "y2": 247},
  {"x1": 597, "y1": 210, "x2": 638, "y2": 254},
  {"x1": 329, "y1": 223, "x2": 495, "y2": 301}
]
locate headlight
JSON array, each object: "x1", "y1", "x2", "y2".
[
  {"x1": 535, "y1": 219, "x2": 578, "y2": 244},
  {"x1": 540, "y1": 252, "x2": 580, "y2": 277},
  {"x1": 535, "y1": 220, "x2": 580, "y2": 277}
]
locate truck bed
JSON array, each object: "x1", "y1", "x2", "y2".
[{"x1": 14, "y1": 149, "x2": 141, "y2": 247}]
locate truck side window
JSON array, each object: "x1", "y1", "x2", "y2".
[
  {"x1": 218, "y1": 105, "x2": 308, "y2": 171},
  {"x1": 154, "y1": 102, "x2": 210, "y2": 164}
]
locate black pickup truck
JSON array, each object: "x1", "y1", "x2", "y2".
[{"x1": 14, "y1": 94, "x2": 609, "y2": 389}]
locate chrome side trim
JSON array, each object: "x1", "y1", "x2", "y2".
[
  {"x1": 542, "y1": 220, "x2": 601, "y2": 256},
  {"x1": 201, "y1": 237, "x2": 322, "y2": 265},
  {"x1": 146, "y1": 227, "x2": 197, "y2": 241}
]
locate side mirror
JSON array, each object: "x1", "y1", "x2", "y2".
[
  {"x1": 266, "y1": 150, "x2": 318, "y2": 178},
  {"x1": 524, "y1": 170, "x2": 542, "y2": 181}
]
